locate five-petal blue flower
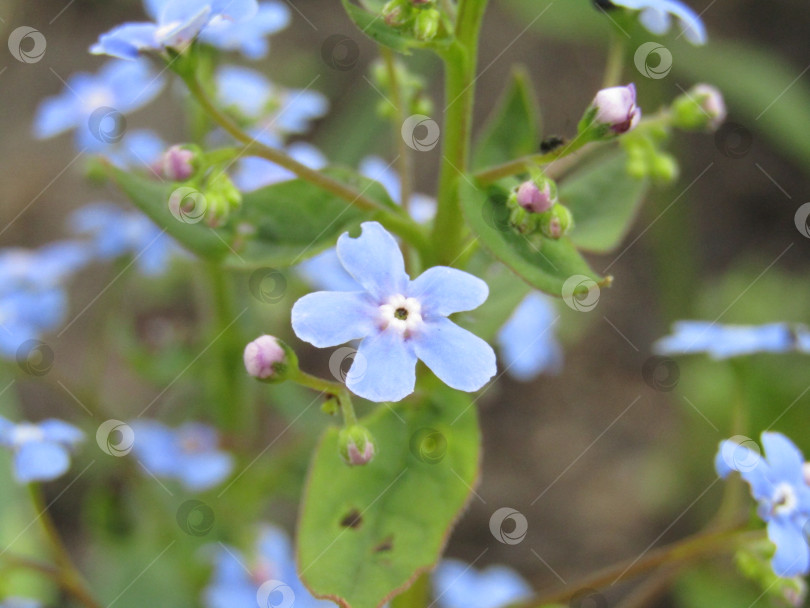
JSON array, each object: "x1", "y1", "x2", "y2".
[
  {"x1": 715, "y1": 433, "x2": 810, "y2": 577},
  {"x1": 292, "y1": 222, "x2": 496, "y2": 402},
  {"x1": 0, "y1": 417, "x2": 84, "y2": 483},
  {"x1": 129, "y1": 420, "x2": 234, "y2": 491},
  {"x1": 496, "y1": 292, "x2": 563, "y2": 381}
]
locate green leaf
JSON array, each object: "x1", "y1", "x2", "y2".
[
  {"x1": 298, "y1": 390, "x2": 480, "y2": 608},
  {"x1": 341, "y1": 0, "x2": 418, "y2": 54},
  {"x1": 472, "y1": 67, "x2": 541, "y2": 170},
  {"x1": 108, "y1": 165, "x2": 231, "y2": 261},
  {"x1": 559, "y1": 151, "x2": 649, "y2": 253},
  {"x1": 459, "y1": 178, "x2": 609, "y2": 297}
]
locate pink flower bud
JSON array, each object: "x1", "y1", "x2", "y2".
[
  {"x1": 692, "y1": 84, "x2": 726, "y2": 130},
  {"x1": 593, "y1": 83, "x2": 641, "y2": 134},
  {"x1": 244, "y1": 335, "x2": 286, "y2": 380},
  {"x1": 338, "y1": 425, "x2": 376, "y2": 466},
  {"x1": 516, "y1": 181, "x2": 554, "y2": 213},
  {"x1": 161, "y1": 145, "x2": 195, "y2": 181}
]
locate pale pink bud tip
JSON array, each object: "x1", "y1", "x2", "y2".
[
  {"x1": 693, "y1": 84, "x2": 727, "y2": 129},
  {"x1": 347, "y1": 441, "x2": 376, "y2": 465},
  {"x1": 516, "y1": 181, "x2": 553, "y2": 213},
  {"x1": 244, "y1": 335, "x2": 285, "y2": 379},
  {"x1": 161, "y1": 145, "x2": 195, "y2": 181},
  {"x1": 593, "y1": 83, "x2": 641, "y2": 134}
]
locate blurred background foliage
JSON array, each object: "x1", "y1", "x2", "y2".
[{"x1": 1, "y1": 0, "x2": 809, "y2": 606}]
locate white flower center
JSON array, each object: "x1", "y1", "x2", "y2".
[
  {"x1": 12, "y1": 423, "x2": 45, "y2": 447},
  {"x1": 379, "y1": 294, "x2": 423, "y2": 336},
  {"x1": 772, "y1": 482, "x2": 798, "y2": 516},
  {"x1": 83, "y1": 87, "x2": 115, "y2": 114}
]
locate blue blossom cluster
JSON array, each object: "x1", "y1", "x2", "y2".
[
  {"x1": 655, "y1": 321, "x2": 810, "y2": 359},
  {"x1": 0, "y1": 416, "x2": 84, "y2": 483},
  {"x1": 716, "y1": 433, "x2": 810, "y2": 577}
]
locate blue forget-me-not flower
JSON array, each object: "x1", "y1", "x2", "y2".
[
  {"x1": 203, "y1": 525, "x2": 332, "y2": 608},
  {"x1": 359, "y1": 156, "x2": 436, "y2": 223},
  {"x1": 432, "y1": 559, "x2": 533, "y2": 608},
  {"x1": 716, "y1": 433, "x2": 810, "y2": 577},
  {"x1": 33, "y1": 59, "x2": 164, "y2": 152},
  {"x1": 233, "y1": 142, "x2": 327, "y2": 192},
  {"x1": 601, "y1": 0, "x2": 706, "y2": 45},
  {"x1": 292, "y1": 222, "x2": 496, "y2": 402},
  {"x1": 654, "y1": 321, "x2": 810, "y2": 360},
  {"x1": 0, "y1": 416, "x2": 84, "y2": 483},
  {"x1": 129, "y1": 420, "x2": 234, "y2": 491},
  {"x1": 497, "y1": 293, "x2": 563, "y2": 381}
]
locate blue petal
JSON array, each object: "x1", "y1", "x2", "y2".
[
  {"x1": 200, "y1": 2, "x2": 290, "y2": 58},
  {"x1": 433, "y1": 559, "x2": 532, "y2": 608},
  {"x1": 496, "y1": 293, "x2": 563, "y2": 381},
  {"x1": 38, "y1": 419, "x2": 84, "y2": 447},
  {"x1": 768, "y1": 518, "x2": 810, "y2": 577},
  {"x1": 638, "y1": 7, "x2": 670, "y2": 34},
  {"x1": 413, "y1": 317, "x2": 496, "y2": 392},
  {"x1": 129, "y1": 420, "x2": 180, "y2": 476},
  {"x1": 762, "y1": 432, "x2": 805, "y2": 485},
  {"x1": 178, "y1": 451, "x2": 233, "y2": 491},
  {"x1": 661, "y1": 0, "x2": 706, "y2": 44},
  {"x1": 90, "y1": 23, "x2": 159, "y2": 59},
  {"x1": 210, "y1": 0, "x2": 259, "y2": 21},
  {"x1": 216, "y1": 66, "x2": 272, "y2": 118},
  {"x1": 291, "y1": 291, "x2": 377, "y2": 348},
  {"x1": 336, "y1": 222, "x2": 408, "y2": 301},
  {"x1": 33, "y1": 95, "x2": 79, "y2": 138},
  {"x1": 272, "y1": 90, "x2": 328, "y2": 134},
  {"x1": 715, "y1": 439, "x2": 772, "y2": 501},
  {"x1": 407, "y1": 267, "x2": 489, "y2": 317},
  {"x1": 14, "y1": 441, "x2": 71, "y2": 483},
  {"x1": 360, "y1": 156, "x2": 401, "y2": 204},
  {"x1": 0, "y1": 416, "x2": 14, "y2": 447},
  {"x1": 347, "y1": 329, "x2": 417, "y2": 402}
]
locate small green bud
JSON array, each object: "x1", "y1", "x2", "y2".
[
  {"x1": 382, "y1": 0, "x2": 411, "y2": 26},
  {"x1": 204, "y1": 172, "x2": 242, "y2": 227},
  {"x1": 671, "y1": 84, "x2": 726, "y2": 132},
  {"x1": 338, "y1": 425, "x2": 376, "y2": 466},
  {"x1": 243, "y1": 335, "x2": 298, "y2": 383},
  {"x1": 651, "y1": 153, "x2": 679, "y2": 183},
  {"x1": 414, "y1": 8, "x2": 441, "y2": 41},
  {"x1": 540, "y1": 204, "x2": 574, "y2": 239},
  {"x1": 321, "y1": 395, "x2": 340, "y2": 416}
]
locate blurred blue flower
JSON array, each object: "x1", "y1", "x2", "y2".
[
  {"x1": 0, "y1": 241, "x2": 90, "y2": 358},
  {"x1": 91, "y1": 0, "x2": 260, "y2": 60},
  {"x1": 33, "y1": 59, "x2": 164, "y2": 152},
  {"x1": 715, "y1": 433, "x2": 810, "y2": 577},
  {"x1": 105, "y1": 129, "x2": 166, "y2": 170},
  {"x1": 654, "y1": 321, "x2": 809, "y2": 359},
  {"x1": 359, "y1": 156, "x2": 436, "y2": 223},
  {"x1": 200, "y1": 2, "x2": 291, "y2": 59},
  {"x1": 215, "y1": 66, "x2": 328, "y2": 134},
  {"x1": 69, "y1": 203, "x2": 180, "y2": 276},
  {"x1": 203, "y1": 525, "x2": 332, "y2": 608},
  {"x1": 0, "y1": 417, "x2": 84, "y2": 483},
  {"x1": 129, "y1": 420, "x2": 233, "y2": 491},
  {"x1": 233, "y1": 142, "x2": 327, "y2": 192},
  {"x1": 433, "y1": 559, "x2": 533, "y2": 608},
  {"x1": 605, "y1": 0, "x2": 706, "y2": 45},
  {"x1": 0, "y1": 598, "x2": 43, "y2": 608},
  {"x1": 296, "y1": 248, "x2": 358, "y2": 293},
  {"x1": 497, "y1": 293, "x2": 563, "y2": 381},
  {"x1": 292, "y1": 222, "x2": 496, "y2": 402}
]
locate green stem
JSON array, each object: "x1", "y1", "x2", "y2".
[
  {"x1": 602, "y1": 30, "x2": 626, "y2": 88},
  {"x1": 513, "y1": 525, "x2": 758, "y2": 608},
  {"x1": 28, "y1": 485, "x2": 103, "y2": 608},
  {"x1": 291, "y1": 369, "x2": 358, "y2": 427},
  {"x1": 430, "y1": 0, "x2": 489, "y2": 265}
]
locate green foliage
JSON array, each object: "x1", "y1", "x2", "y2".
[
  {"x1": 472, "y1": 67, "x2": 541, "y2": 170},
  {"x1": 341, "y1": 0, "x2": 423, "y2": 54},
  {"x1": 298, "y1": 390, "x2": 480, "y2": 608},
  {"x1": 459, "y1": 179, "x2": 608, "y2": 296},
  {"x1": 559, "y1": 150, "x2": 649, "y2": 253}
]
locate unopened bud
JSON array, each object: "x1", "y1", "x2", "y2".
[
  {"x1": 516, "y1": 180, "x2": 554, "y2": 213},
  {"x1": 414, "y1": 8, "x2": 441, "y2": 41},
  {"x1": 589, "y1": 83, "x2": 641, "y2": 135},
  {"x1": 338, "y1": 425, "x2": 376, "y2": 466},
  {"x1": 672, "y1": 83, "x2": 726, "y2": 132},
  {"x1": 382, "y1": 0, "x2": 410, "y2": 26},
  {"x1": 161, "y1": 145, "x2": 196, "y2": 181},
  {"x1": 783, "y1": 579, "x2": 808, "y2": 607},
  {"x1": 540, "y1": 204, "x2": 573, "y2": 239},
  {"x1": 205, "y1": 173, "x2": 242, "y2": 227},
  {"x1": 243, "y1": 335, "x2": 295, "y2": 382}
]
